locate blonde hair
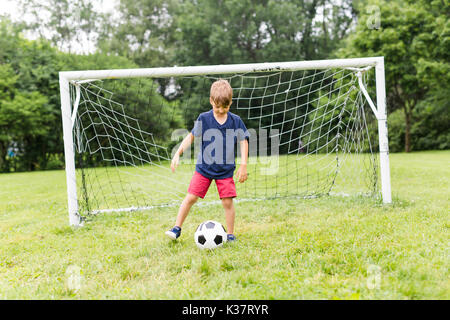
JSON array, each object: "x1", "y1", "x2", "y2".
[{"x1": 210, "y1": 79, "x2": 233, "y2": 108}]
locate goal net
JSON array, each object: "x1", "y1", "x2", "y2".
[{"x1": 59, "y1": 58, "x2": 391, "y2": 226}]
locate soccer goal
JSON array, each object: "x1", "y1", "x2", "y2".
[{"x1": 59, "y1": 57, "x2": 391, "y2": 226}]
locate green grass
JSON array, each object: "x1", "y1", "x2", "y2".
[{"x1": 0, "y1": 151, "x2": 449, "y2": 299}]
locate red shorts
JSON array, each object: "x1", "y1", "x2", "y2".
[{"x1": 188, "y1": 171, "x2": 237, "y2": 199}]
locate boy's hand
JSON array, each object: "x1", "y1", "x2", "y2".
[
  {"x1": 236, "y1": 164, "x2": 248, "y2": 183},
  {"x1": 171, "y1": 153, "x2": 180, "y2": 172}
]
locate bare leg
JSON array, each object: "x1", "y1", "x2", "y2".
[
  {"x1": 221, "y1": 197, "x2": 235, "y2": 234},
  {"x1": 175, "y1": 193, "x2": 199, "y2": 227}
]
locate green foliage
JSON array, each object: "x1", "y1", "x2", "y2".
[
  {"x1": 95, "y1": 0, "x2": 355, "y2": 67},
  {"x1": 74, "y1": 77, "x2": 182, "y2": 171},
  {"x1": 17, "y1": 0, "x2": 105, "y2": 54},
  {"x1": 98, "y1": 0, "x2": 176, "y2": 67},
  {"x1": 0, "y1": 62, "x2": 51, "y2": 171},
  {"x1": 0, "y1": 18, "x2": 65, "y2": 171},
  {"x1": 338, "y1": 0, "x2": 450, "y2": 152},
  {"x1": 387, "y1": 109, "x2": 406, "y2": 152},
  {"x1": 172, "y1": 0, "x2": 354, "y2": 66},
  {"x1": 0, "y1": 0, "x2": 448, "y2": 172},
  {"x1": 0, "y1": 19, "x2": 176, "y2": 172},
  {"x1": 411, "y1": 94, "x2": 450, "y2": 151}
]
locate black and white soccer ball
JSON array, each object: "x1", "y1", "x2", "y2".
[{"x1": 194, "y1": 220, "x2": 227, "y2": 250}]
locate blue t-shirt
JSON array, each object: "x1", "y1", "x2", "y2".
[{"x1": 191, "y1": 110, "x2": 250, "y2": 179}]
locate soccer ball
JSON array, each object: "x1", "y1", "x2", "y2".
[{"x1": 194, "y1": 220, "x2": 227, "y2": 250}]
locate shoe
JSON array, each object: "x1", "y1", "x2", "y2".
[
  {"x1": 227, "y1": 234, "x2": 237, "y2": 242},
  {"x1": 165, "y1": 226, "x2": 181, "y2": 240}
]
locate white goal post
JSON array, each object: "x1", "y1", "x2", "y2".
[{"x1": 59, "y1": 57, "x2": 391, "y2": 226}]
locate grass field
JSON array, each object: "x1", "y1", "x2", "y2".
[{"x1": 0, "y1": 151, "x2": 449, "y2": 299}]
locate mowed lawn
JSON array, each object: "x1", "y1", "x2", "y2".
[{"x1": 0, "y1": 151, "x2": 448, "y2": 299}]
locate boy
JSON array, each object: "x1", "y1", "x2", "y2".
[{"x1": 165, "y1": 79, "x2": 249, "y2": 242}]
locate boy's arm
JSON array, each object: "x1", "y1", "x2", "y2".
[
  {"x1": 171, "y1": 132, "x2": 194, "y2": 172},
  {"x1": 236, "y1": 139, "x2": 249, "y2": 183}
]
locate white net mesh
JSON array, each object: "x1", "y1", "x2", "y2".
[{"x1": 70, "y1": 66, "x2": 379, "y2": 216}]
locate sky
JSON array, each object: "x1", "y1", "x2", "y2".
[{"x1": 0, "y1": 0, "x2": 19, "y2": 17}]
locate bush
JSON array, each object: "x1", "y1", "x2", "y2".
[
  {"x1": 387, "y1": 109, "x2": 406, "y2": 153},
  {"x1": 411, "y1": 97, "x2": 450, "y2": 151},
  {"x1": 45, "y1": 153, "x2": 65, "y2": 170}
]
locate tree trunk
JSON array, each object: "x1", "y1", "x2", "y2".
[{"x1": 404, "y1": 103, "x2": 413, "y2": 153}]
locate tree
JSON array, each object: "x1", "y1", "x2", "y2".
[
  {"x1": 338, "y1": 0, "x2": 449, "y2": 152},
  {"x1": 17, "y1": 0, "x2": 106, "y2": 54},
  {"x1": 0, "y1": 63, "x2": 51, "y2": 171},
  {"x1": 0, "y1": 18, "x2": 180, "y2": 172},
  {"x1": 167, "y1": 0, "x2": 357, "y2": 147},
  {"x1": 97, "y1": 0, "x2": 177, "y2": 67},
  {"x1": 172, "y1": 0, "x2": 355, "y2": 66},
  {"x1": 96, "y1": 0, "x2": 356, "y2": 68}
]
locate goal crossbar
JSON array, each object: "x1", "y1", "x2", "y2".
[{"x1": 60, "y1": 57, "x2": 383, "y2": 81}]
